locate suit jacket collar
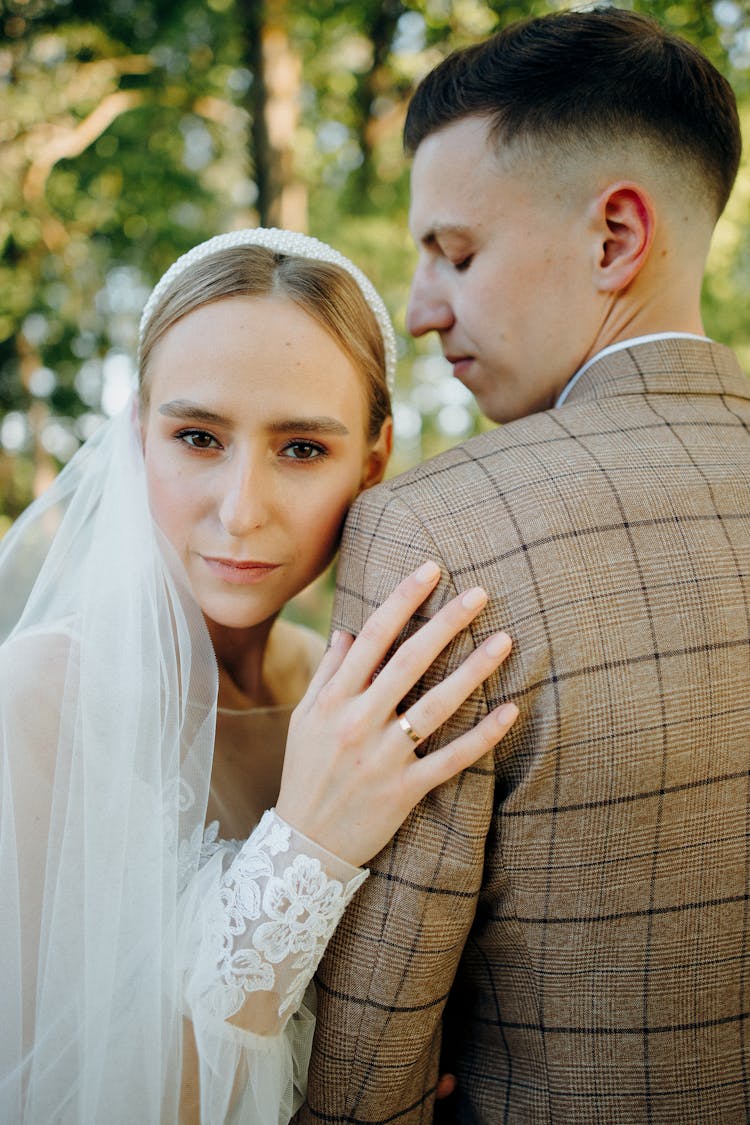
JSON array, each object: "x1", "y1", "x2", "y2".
[{"x1": 563, "y1": 337, "x2": 750, "y2": 406}]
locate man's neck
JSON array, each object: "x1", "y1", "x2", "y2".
[{"x1": 555, "y1": 332, "x2": 711, "y2": 408}]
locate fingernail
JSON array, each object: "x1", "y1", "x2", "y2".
[
  {"x1": 496, "y1": 702, "x2": 519, "y2": 726},
  {"x1": 461, "y1": 587, "x2": 487, "y2": 610},
  {"x1": 415, "y1": 560, "x2": 440, "y2": 583},
  {"x1": 484, "y1": 631, "x2": 511, "y2": 657}
]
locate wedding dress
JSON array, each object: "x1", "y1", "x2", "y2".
[{"x1": 0, "y1": 401, "x2": 366, "y2": 1124}]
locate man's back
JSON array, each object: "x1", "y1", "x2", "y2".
[
  {"x1": 302, "y1": 338, "x2": 750, "y2": 1123},
  {"x1": 300, "y1": 8, "x2": 749, "y2": 1120}
]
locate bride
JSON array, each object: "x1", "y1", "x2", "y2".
[{"x1": 0, "y1": 228, "x2": 518, "y2": 1123}]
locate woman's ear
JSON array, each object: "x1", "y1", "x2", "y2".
[
  {"x1": 361, "y1": 416, "x2": 393, "y2": 491},
  {"x1": 592, "y1": 181, "x2": 655, "y2": 293}
]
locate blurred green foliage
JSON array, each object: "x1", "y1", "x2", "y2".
[{"x1": 1, "y1": 0, "x2": 748, "y2": 561}]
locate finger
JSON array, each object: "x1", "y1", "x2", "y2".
[
  {"x1": 410, "y1": 702, "x2": 519, "y2": 797},
  {"x1": 298, "y1": 630, "x2": 354, "y2": 706},
  {"x1": 399, "y1": 631, "x2": 512, "y2": 747},
  {"x1": 354, "y1": 585, "x2": 489, "y2": 711},
  {"x1": 326, "y1": 561, "x2": 442, "y2": 693},
  {"x1": 436, "y1": 1073, "x2": 457, "y2": 1100}
]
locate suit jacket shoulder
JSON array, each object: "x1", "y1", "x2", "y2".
[{"x1": 305, "y1": 340, "x2": 750, "y2": 1124}]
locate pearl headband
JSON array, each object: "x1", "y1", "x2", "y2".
[{"x1": 138, "y1": 227, "x2": 397, "y2": 390}]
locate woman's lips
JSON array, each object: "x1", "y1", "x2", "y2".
[{"x1": 201, "y1": 556, "x2": 280, "y2": 585}]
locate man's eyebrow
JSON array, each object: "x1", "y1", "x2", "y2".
[{"x1": 158, "y1": 401, "x2": 350, "y2": 436}]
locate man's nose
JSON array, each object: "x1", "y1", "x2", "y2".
[
  {"x1": 218, "y1": 456, "x2": 269, "y2": 537},
  {"x1": 405, "y1": 267, "x2": 454, "y2": 338}
]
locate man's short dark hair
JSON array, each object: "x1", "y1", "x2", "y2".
[{"x1": 403, "y1": 7, "x2": 741, "y2": 217}]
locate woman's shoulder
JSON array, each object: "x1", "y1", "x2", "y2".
[
  {"x1": 0, "y1": 624, "x2": 78, "y2": 777},
  {"x1": 0, "y1": 623, "x2": 77, "y2": 705}
]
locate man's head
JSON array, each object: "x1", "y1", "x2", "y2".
[{"x1": 404, "y1": 7, "x2": 741, "y2": 423}]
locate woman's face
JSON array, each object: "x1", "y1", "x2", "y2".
[{"x1": 141, "y1": 294, "x2": 391, "y2": 631}]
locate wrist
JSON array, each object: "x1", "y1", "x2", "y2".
[{"x1": 270, "y1": 807, "x2": 367, "y2": 882}]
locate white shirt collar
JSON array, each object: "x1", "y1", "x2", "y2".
[{"x1": 554, "y1": 332, "x2": 711, "y2": 408}]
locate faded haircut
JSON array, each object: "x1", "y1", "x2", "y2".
[{"x1": 404, "y1": 7, "x2": 741, "y2": 218}]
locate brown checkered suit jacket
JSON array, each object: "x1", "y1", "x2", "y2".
[{"x1": 297, "y1": 339, "x2": 750, "y2": 1124}]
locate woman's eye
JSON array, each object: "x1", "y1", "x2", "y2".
[
  {"x1": 176, "y1": 429, "x2": 220, "y2": 450},
  {"x1": 280, "y1": 440, "x2": 327, "y2": 461}
]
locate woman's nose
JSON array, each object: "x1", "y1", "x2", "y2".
[
  {"x1": 406, "y1": 266, "x2": 455, "y2": 338},
  {"x1": 218, "y1": 456, "x2": 269, "y2": 537}
]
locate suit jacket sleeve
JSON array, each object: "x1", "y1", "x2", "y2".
[{"x1": 296, "y1": 482, "x2": 500, "y2": 1123}]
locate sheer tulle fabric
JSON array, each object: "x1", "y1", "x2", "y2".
[{"x1": 0, "y1": 402, "x2": 325, "y2": 1123}]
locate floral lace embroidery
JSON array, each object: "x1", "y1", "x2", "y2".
[{"x1": 201, "y1": 809, "x2": 366, "y2": 1021}]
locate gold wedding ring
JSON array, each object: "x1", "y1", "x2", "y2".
[{"x1": 398, "y1": 713, "x2": 422, "y2": 746}]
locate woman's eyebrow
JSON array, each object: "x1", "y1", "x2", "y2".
[
  {"x1": 158, "y1": 400, "x2": 231, "y2": 426},
  {"x1": 266, "y1": 417, "x2": 350, "y2": 436},
  {"x1": 157, "y1": 401, "x2": 350, "y2": 436}
]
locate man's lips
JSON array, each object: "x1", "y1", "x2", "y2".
[
  {"x1": 445, "y1": 355, "x2": 474, "y2": 379},
  {"x1": 201, "y1": 556, "x2": 280, "y2": 585}
]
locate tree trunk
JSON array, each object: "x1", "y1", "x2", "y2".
[
  {"x1": 348, "y1": 0, "x2": 405, "y2": 207},
  {"x1": 238, "y1": 0, "x2": 306, "y2": 230}
]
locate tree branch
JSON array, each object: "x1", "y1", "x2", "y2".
[{"x1": 23, "y1": 89, "x2": 144, "y2": 201}]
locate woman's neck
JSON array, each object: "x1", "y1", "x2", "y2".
[{"x1": 207, "y1": 616, "x2": 277, "y2": 708}]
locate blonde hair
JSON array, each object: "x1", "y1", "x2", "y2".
[{"x1": 139, "y1": 246, "x2": 391, "y2": 439}]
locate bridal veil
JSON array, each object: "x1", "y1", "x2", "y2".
[{"x1": 0, "y1": 401, "x2": 317, "y2": 1122}]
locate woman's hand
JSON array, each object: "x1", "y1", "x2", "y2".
[
  {"x1": 436, "y1": 1073, "x2": 457, "y2": 1100},
  {"x1": 276, "y1": 561, "x2": 518, "y2": 867}
]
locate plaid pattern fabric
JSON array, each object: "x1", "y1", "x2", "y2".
[{"x1": 297, "y1": 339, "x2": 750, "y2": 1124}]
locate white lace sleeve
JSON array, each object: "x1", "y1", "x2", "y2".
[{"x1": 179, "y1": 810, "x2": 368, "y2": 1124}]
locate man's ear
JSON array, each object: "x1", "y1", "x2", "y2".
[
  {"x1": 361, "y1": 416, "x2": 393, "y2": 491},
  {"x1": 592, "y1": 182, "x2": 655, "y2": 293}
]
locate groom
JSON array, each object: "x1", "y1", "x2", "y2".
[{"x1": 299, "y1": 8, "x2": 750, "y2": 1122}]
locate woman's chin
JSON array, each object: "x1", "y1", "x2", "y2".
[{"x1": 197, "y1": 596, "x2": 284, "y2": 635}]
